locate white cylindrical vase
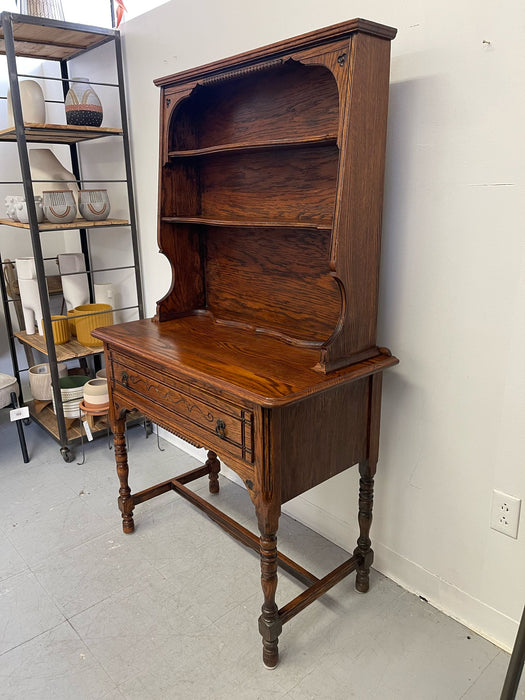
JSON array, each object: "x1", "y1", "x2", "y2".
[{"x1": 58, "y1": 253, "x2": 90, "y2": 311}]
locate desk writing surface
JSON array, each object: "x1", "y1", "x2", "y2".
[{"x1": 93, "y1": 314, "x2": 397, "y2": 407}]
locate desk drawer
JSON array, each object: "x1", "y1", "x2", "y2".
[{"x1": 110, "y1": 353, "x2": 253, "y2": 463}]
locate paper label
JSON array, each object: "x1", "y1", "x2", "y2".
[
  {"x1": 83, "y1": 421, "x2": 93, "y2": 441},
  {"x1": 10, "y1": 406, "x2": 30, "y2": 422}
]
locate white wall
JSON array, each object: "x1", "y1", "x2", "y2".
[{"x1": 116, "y1": 0, "x2": 524, "y2": 652}]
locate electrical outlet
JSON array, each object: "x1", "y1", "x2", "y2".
[{"x1": 490, "y1": 490, "x2": 521, "y2": 538}]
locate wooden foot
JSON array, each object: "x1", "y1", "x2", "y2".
[
  {"x1": 354, "y1": 460, "x2": 375, "y2": 593},
  {"x1": 207, "y1": 450, "x2": 220, "y2": 494},
  {"x1": 258, "y1": 533, "x2": 282, "y2": 668},
  {"x1": 114, "y1": 417, "x2": 134, "y2": 533}
]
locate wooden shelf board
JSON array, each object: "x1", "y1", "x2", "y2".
[
  {"x1": 168, "y1": 134, "x2": 338, "y2": 159},
  {"x1": 28, "y1": 400, "x2": 109, "y2": 442},
  {"x1": 0, "y1": 123, "x2": 122, "y2": 144},
  {"x1": 0, "y1": 217, "x2": 129, "y2": 231},
  {"x1": 0, "y1": 17, "x2": 114, "y2": 61},
  {"x1": 162, "y1": 216, "x2": 332, "y2": 231},
  {"x1": 14, "y1": 330, "x2": 103, "y2": 361}
]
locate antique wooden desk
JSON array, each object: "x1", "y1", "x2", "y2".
[{"x1": 94, "y1": 18, "x2": 398, "y2": 668}]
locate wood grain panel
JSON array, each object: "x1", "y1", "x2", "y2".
[
  {"x1": 171, "y1": 62, "x2": 339, "y2": 149},
  {"x1": 277, "y1": 378, "x2": 369, "y2": 502},
  {"x1": 199, "y1": 146, "x2": 338, "y2": 225},
  {"x1": 205, "y1": 226, "x2": 340, "y2": 343}
]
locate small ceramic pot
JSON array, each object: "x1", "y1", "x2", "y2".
[
  {"x1": 78, "y1": 189, "x2": 110, "y2": 221},
  {"x1": 28, "y1": 362, "x2": 67, "y2": 401},
  {"x1": 0, "y1": 373, "x2": 18, "y2": 410},
  {"x1": 42, "y1": 190, "x2": 77, "y2": 224},
  {"x1": 83, "y1": 378, "x2": 109, "y2": 408},
  {"x1": 73, "y1": 303, "x2": 113, "y2": 347},
  {"x1": 6, "y1": 195, "x2": 25, "y2": 221},
  {"x1": 52, "y1": 375, "x2": 90, "y2": 417},
  {"x1": 16, "y1": 196, "x2": 44, "y2": 224},
  {"x1": 42, "y1": 315, "x2": 70, "y2": 344},
  {"x1": 95, "y1": 368, "x2": 107, "y2": 379}
]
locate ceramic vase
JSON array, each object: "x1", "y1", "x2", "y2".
[
  {"x1": 65, "y1": 78, "x2": 103, "y2": 127},
  {"x1": 5, "y1": 195, "x2": 25, "y2": 221},
  {"x1": 15, "y1": 196, "x2": 44, "y2": 224},
  {"x1": 42, "y1": 190, "x2": 77, "y2": 224},
  {"x1": 78, "y1": 189, "x2": 110, "y2": 221},
  {"x1": 29, "y1": 148, "x2": 78, "y2": 201},
  {"x1": 18, "y1": 0, "x2": 64, "y2": 20},
  {"x1": 16, "y1": 257, "x2": 44, "y2": 335},
  {"x1": 7, "y1": 79, "x2": 46, "y2": 127},
  {"x1": 57, "y1": 253, "x2": 90, "y2": 312}
]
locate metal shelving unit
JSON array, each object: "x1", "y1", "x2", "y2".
[{"x1": 0, "y1": 12, "x2": 144, "y2": 462}]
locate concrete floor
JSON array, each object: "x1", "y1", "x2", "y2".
[{"x1": 0, "y1": 411, "x2": 522, "y2": 699}]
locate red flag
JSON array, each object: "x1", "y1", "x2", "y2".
[{"x1": 115, "y1": 0, "x2": 127, "y2": 28}]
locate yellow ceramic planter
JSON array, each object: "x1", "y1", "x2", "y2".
[
  {"x1": 74, "y1": 303, "x2": 113, "y2": 347},
  {"x1": 42, "y1": 315, "x2": 70, "y2": 345}
]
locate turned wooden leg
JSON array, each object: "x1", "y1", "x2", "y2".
[
  {"x1": 354, "y1": 460, "x2": 375, "y2": 592},
  {"x1": 258, "y1": 531, "x2": 282, "y2": 668},
  {"x1": 207, "y1": 450, "x2": 220, "y2": 494},
  {"x1": 114, "y1": 416, "x2": 134, "y2": 534}
]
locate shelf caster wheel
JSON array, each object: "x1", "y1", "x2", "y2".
[
  {"x1": 144, "y1": 419, "x2": 153, "y2": 437},
  {"x1": 22, "y1": 417, "x2": 31, "y2": 426},
  {"x1": 60, "y1": 447, "x2": 75, "y2": 463}
]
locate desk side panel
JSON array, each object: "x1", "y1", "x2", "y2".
[{"x1": 278, "y1": 378, "x2": 369, "y2": 503}]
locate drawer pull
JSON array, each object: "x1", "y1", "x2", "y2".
[
  {"x1": 121, "y1": 371, "x2": 129, "y2": 387},
  {"x1": 215, "y1": 418, "x2": 226, "y2": 439}
]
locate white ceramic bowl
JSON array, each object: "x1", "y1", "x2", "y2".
[
  {"x1": 0, "y1": 373, "x2": 18, "y2": 409},
  {"x1": 83, "y1": 378, "x2": 109, "y2": 406}
]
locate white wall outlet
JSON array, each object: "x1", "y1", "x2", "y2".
[{"x1": 490, "y1": 490, "x2": 521, "y2": 538}]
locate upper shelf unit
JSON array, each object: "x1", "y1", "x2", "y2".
[
  {"x1": 0, "y1": 123, "x2": 122, "y2": 144},
  {"x1": 0, "y1": 14, "x2": 115, "y2": 61}
]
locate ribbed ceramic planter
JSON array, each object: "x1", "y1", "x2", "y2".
[
  {"x1": 74, "y1": 303, "x2": 113, "y2": 347},
  {"x1": 52, "y1": 375, "x2": 90, "y2": 417},
  {"x1": 42, "y1": 315, "x2": 70, "y2": 344},
  {"x1": 28, "y1": 362, "x2": 67, "y2": 401}
]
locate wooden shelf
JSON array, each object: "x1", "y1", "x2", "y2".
[
  {"x1": 14, "y1": 330, "x2": 103, "y2": 361},
  {"x1": 0, "y1": 123, "x2": 122, "y2": 144},
  {"x1": 161, "y1": 216, "x2": 332, "y2": 230},
  {"x1": 0, "y1": 217, "x2": 129, "y2": 231},
  {"x1": 0, "y1": 14, "x2": 115, "y2": 62},
  {"x1": 168, "y1": 134, "x2": 338, "y2": 159},
  {"x1": 29, "y1": 399, "x2": 109, "y2": 442}
]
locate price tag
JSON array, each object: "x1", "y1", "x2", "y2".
[
  {"x1": 83, "y1": 421, "x2": 94, "y2": 441},
  {"x1": 10, "y1": 405, "x2": 29, "y2": 422}
]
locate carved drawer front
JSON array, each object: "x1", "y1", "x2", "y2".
[{"x1": 111, "y1": 354, "x2": 254, "y2": 463}]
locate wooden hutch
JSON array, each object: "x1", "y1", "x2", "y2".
[{"x1": 94, "y1": 18, "x2": 398, "y2": 667}]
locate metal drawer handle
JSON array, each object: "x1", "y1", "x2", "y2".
[
  {"x1": 121, "y1": 371, "x2": 129, "y2": 387},
  {"x1": 215, "y1": 418, "x2": 226, "y2": 439}
]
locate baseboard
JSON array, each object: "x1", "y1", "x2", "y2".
[{"x1": 158, "y1": 428, "x2": 518, "y2": 653}]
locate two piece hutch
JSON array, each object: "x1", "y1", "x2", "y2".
[{"x1": 95, "y1": 18, "x2": 398, "y2": 666}]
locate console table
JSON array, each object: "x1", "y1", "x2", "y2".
[{"x1": 94, "y1": 18, "x2": 398, "y2": 668}]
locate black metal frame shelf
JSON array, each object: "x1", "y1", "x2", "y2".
[{"x1": 0, "y1": 11, "x2": 144, "y2": 463}]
